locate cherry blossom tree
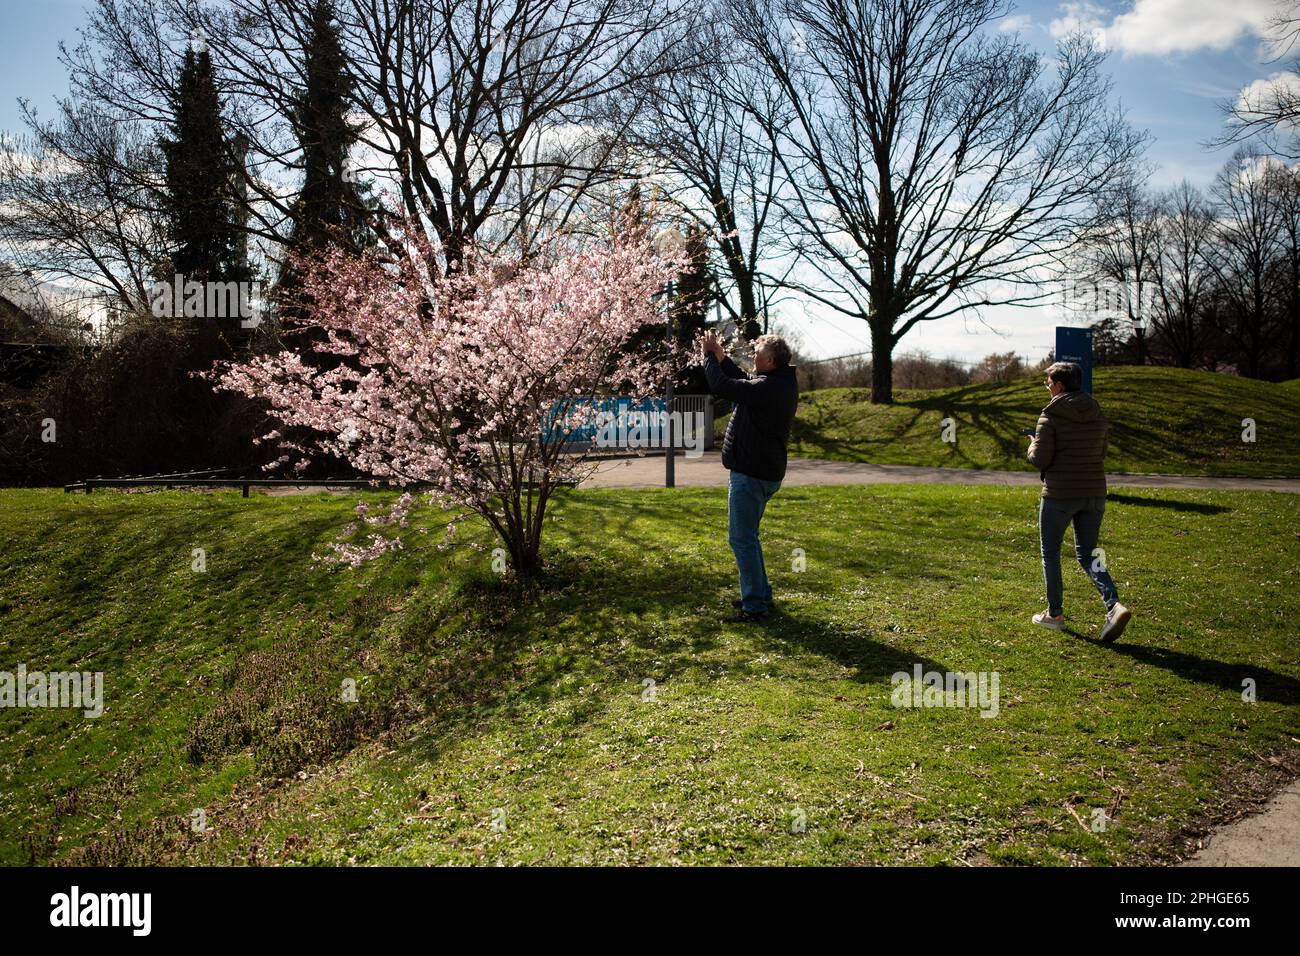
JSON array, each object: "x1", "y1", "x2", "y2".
[{"x1": 212, "y1": 213, "x2": 681, "y2": 574}]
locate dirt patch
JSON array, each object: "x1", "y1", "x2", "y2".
[
  {"x1": 1150, "y1": 743, "x2": 1300, "y2": 865},
  {"x1": 1181, "y1": 776, "x2": 1300, "y2": 866}
]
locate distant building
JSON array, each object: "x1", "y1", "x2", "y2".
[
  {"x1": 0, "y1": 268, "x2": 109, "y2": 343},
  {"x1": 0, "y1": 269, "x2": 103, "y2": 386},
  {"x1": 0, "y1": 278, "x2": 43, "y2": 341}
]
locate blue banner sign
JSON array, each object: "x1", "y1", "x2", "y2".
[
  {"x1": 543, "y1": 396, "x2": 667, "y2": 445},
  {"x1": 1055, "y1": 326, "x2": 1094, "y2": 393}
]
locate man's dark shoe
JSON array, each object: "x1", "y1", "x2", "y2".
[
  {"x1": 724, "y1": 608, "x2": 769, "y2": 623},
  {"x1": 732, "y1": 599, "x2": 774, "y2": 609}
]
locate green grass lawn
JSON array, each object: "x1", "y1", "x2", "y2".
[
  {"x1": 788, "y1": 366, "x2": 1300, "y2": 477},
  {"x1": 1, "y1": 485, "x2": 1297, "y2": 865}
]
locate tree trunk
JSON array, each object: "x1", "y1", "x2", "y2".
[
  {"x1": 870, "y1": 320, "x2": 894, "y2": 404},
  {"x1": 1288, "y1": 299, "x2": 1298, "y2": 379},
  {"x1": 737, "y1": 277, "x2": 761, "y2": 341},
  {"x1": 1244, "y1": 330, "x2": 1262, "y2": 378},
  {"x1": 513, "y1": 548, "x2": 542, "y2": 577}
]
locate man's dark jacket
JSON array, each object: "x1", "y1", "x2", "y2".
[
  {"x1": 703, "y1": 354, "x2": 799, "y2": 482},
  {"x1": 1027, "y1": 389, "x2": 1109, "y2": 498}
]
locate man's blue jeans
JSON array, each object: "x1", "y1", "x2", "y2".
[
  {"x1": 729, "y1": 470, "x2": 782, "y2": 613},
  {"x1": 1039, "y1": 495, "x2": 1119, "y2": 617}
]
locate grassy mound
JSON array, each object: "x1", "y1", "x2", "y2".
[
  {"x1": 1, "y1": 485, "x2": 1297, "y2": 865},
  {"x1": 789, "y1": 366, "x2": 1300, "y2": 477}
]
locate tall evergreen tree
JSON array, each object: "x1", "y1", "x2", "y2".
[
  {"x1": 156, "y1": 37, "x2": 252, "y2": 473},
  {"x1": 160, "y1": 41, "x2": 248, "y2": 287},
  {"x1": 279, "y1": 0, "x2": 368, "y2": 321}
]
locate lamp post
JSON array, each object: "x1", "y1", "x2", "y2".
[
  {"x1": 654, "y1": 226, "x2": 686, "y2": 488},
  {"x1": 1128, "y1": 282, "x2": 1148, "y2": 366}
]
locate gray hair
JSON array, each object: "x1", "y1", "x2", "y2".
[{"x1": 755, "y1": 334, "x2": 792, "y2": 368}]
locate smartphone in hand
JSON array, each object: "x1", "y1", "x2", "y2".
[{"x1": 1023, "y1": 429, "x2": 1036, "y2": 439}]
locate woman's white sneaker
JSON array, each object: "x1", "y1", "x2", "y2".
[
  {"x1": 1033, "y1": 610, "x2": 1065, "y2": 630},
  {"x1": 1101, "y1": 603, "x2": 1132, "y2": 643}
]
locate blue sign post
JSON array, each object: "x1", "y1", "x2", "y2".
[{"x1": 1055, "y1": 326, "x2": 1094, "y2": 393}]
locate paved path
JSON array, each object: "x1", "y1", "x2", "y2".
[
  {"x1": 1182, "y1": 780, "x2": 1300, "y2": 867},
  {"x1": 581, "y1": 451, "x2": 1300, "y2": 493}
]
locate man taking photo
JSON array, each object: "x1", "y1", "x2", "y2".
[{"x1": 701, "y1": 330, "x2": 799, "y2": 623}]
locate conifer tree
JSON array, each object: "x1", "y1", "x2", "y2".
[
  {"x1": 160, "y1": 39, "x2": 248, "y2": 288},
  {"x1": 279, "y1": 0, "x2": 369, "y2": 323}
]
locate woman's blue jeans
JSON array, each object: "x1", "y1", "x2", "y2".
[
  {"x1": 1039, "y1": 495, "x2": 1119, "y2": 617},
  {"x1": 728, "y1": 470, "x2": 782, "y2": 613}
]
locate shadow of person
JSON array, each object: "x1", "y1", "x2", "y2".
[
  {"x1": 1105, "y1": 492, "x2": 1232, "y2": 516},
  {"x1": 1064, "y1": 629, "x2": 1300, "y2": 705}
]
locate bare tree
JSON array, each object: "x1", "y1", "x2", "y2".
[
  {"x1": 1148, "y1": 181, "x2": 1216, "y2": 368},
  {"x1": 1266, "y1": 161, "x2": 1300, "y2": 377},
  {"x1": 1072, "y1": 172, "x2": 1161, "y2": 363},
  {"x1": 28, "y1": 0, "x2": 696, "y2": 298},
  {"x1": 57, "y1": 0, "x2": 330, "y2": 256},
  {"x1": 0, "y1": 103, "x2": 168, "y2": 312},
  {"x1": 1217, "y1": 1, "x2": 1300, "y2": 159},
  {"x1": 320, "y1": 0, "x2": 696, "y2": 270},
  {"x1": 624, "y1": 11, "x2": 791, "y2": 339},
  {"x1": 0, "y1": 0, "x2": 285, "y2": 314},
  {"x1": 1207, "y1": 147, "x2": 1285, "y2": 378},
  {"x1": 724, "y1": 0, "x2": 1144, "y2": 403}
]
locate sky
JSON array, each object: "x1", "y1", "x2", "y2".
[
  {"x1": 0, "y1": 0, "x2": 1293, "y2": 362},
  {"x1": 789, "y1": 0, "x2": 1295, "y2": 362}
]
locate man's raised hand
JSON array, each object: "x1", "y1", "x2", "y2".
[{"x1": 701, "y1": 330, "x2": 725, "y2": 361}]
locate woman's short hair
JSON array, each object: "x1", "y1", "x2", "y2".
[
  {"x1": 1046, "y1": 361, "x2": 1083, "y2": 392},
  {"x1": 755, "y1": 334, "x2": 792, "y2": 368}
]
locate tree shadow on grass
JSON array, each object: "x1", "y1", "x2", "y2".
[
  {"x1": 1106, "y1": 492, "x2": 1231, "y2": 516},
  {"x1": 754, "y1": 608, "x2": 951, "y2": 687},
  {"x1": 906, "y1": 385, "x2": 1033, "y2": 465},
  {"x1": 1106, "y1": 419, "x2": 1210, "y2": 470},
  {"x1": 791, "y1": 403, "x2": 928, "y2": 461},
  {"x1": 557, "y1": 486, "x2": 981, "y2": 591},
  {"x1": 394, "y1": 538, "x2": 957, "y2": 768},
  {"x1": 794, "y1": 387, "x2": 1037, "y2": 470},
  {"x1": 9, "y1": 496, "x2": 349, "y2": 656},
  {"x1": 395, "y1": 550, "x2": 745, "y2": 763}
]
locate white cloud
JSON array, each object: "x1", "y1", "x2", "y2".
[
  {"x1": 1110, "y1": 0, "x2": 1274, "y2": 56},
  {"x1": 1049, "y1": 1, "x2": 1108, "y2": 49},
  {"x1": 999, "y1": 13, "x2": 1034, "y2": 33},
  {"x1": 1235, "y1": 71, "x2": 1300, "y2": 132},
  {"x1": 1055, "y1": 0, "x2": 1277, "y2": 57}
]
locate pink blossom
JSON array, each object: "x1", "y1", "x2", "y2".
[{"x1": 211, "y1": 209, "x2": 683, "y2": 574}]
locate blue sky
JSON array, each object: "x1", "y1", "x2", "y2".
[
  {"x1": 0, "y1": 0, "x2": 85, "y2": 132},
  {"x1": 1, "y1": 0, "x2": 1292, "y2": 361},
  {"x1": 805, "y1": 0, "x2": 1293, "y2": 362},
  {"x1": 1011, "y1": 0, "x2": 1286, "y2": 190}
]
